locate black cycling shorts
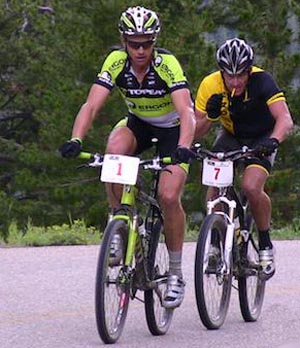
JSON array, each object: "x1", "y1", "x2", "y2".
[
  {"x1": 212, "y1": 128, "x2": 276, "y2": 174},
  {"x1": 117, "y1": 115, "x2": 180, "y2": 157}
]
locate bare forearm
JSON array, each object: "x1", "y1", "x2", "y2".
[
  {"x1": 271, "y1": 114, "x2": 294, "y2": 143},
  {"x1": 71, "y1": 84, "x2": 110, "y2": 140},
  {"x1": 178, "y1": 107, "x2": 196, "y2": 147},
  {"x1": 269, "y1": 101, "x2": 294, "y2": 143},
  {"x1": 71, "y1": 103, "x2": 97, "y2": 139},
  {"x1": 194, "y1": 118, "x2": 212, "y2": 140},
  {"x1": 194, "y1": 109, "x2": 212, "y2": 141}
]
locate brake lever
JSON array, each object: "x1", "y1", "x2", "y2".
[{"x1": 76, "y1": 163, "x2": 89, "y2": 169}]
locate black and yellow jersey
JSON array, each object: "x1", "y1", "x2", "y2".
[
  {"x1": 195, "y1": 67, "x2": 286, "y2": 138},
  {"x1": 95, "y1": 48, "x2": 189, "y2": 128}
]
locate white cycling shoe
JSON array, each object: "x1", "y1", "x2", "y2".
[
  {"x1": 259, "y1": 248, "x2": 275, "y2": 280},
  {"x1": 163, "y1": 274, "x2": 186, "y2": 309}
]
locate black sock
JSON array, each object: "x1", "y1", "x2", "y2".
[{"x1": 259, "y1": 229, "x2": 273, "y2": 249}]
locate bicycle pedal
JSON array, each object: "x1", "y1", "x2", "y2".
[
  {"x1": 130, "y1": 287, "x2": 145, "y2": 302},
  {"x1": 239, "y1": 267, "x2": 257, "y2": 277}
]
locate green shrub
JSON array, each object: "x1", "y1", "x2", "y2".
[{"x1": 3, "y1": 219, "x2": 101, "y2": 247}]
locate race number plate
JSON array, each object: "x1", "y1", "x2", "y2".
[
  {"x1": 100, "y1": 154, "x2": 139, "y2": 185},
  {"x1": 202, "y1": 158, "x2": 233, "y2": 187}
]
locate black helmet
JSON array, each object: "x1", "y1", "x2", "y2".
[
  {"x1": 216, "y1": 38, "x2": 254, "y2": 75},
  {"x1": 118, "y1": 6, "x2": 160, "y2": 38}
]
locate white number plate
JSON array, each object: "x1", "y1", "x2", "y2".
[
  {"x1": 202, "y1": 158, "x2": 233, "y2": 187},
  {"x1": 100, "y1": 154, "x2": 139, "y2": 185}
]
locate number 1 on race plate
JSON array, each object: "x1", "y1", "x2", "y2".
[
  {"x1": 100, "y1": 154, "x2": 140, "y2": 185},
  {"x1": 202, "y1": 158, "x2": 233, "y2": 187}
]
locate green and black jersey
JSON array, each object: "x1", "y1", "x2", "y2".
[
  {"x1": 195, "y1": 67, "x2": 286, "y2": 138},
  {"x1": 95, "y1": 48, "x2": 189, "y2": 128}
]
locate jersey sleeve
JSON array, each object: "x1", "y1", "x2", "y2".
[
  {"x1": 155, "y1": 52, "x2": 189, "y2": 92},
  {"x1": 195, "y1": 76, "x2": 211, "y2": 113},
  {"x1": 94, "y1": 50, "x2": 127, "y2": 91},
  {"x1": 258, "y1": 71, "x2": 286, "y2": 105}
]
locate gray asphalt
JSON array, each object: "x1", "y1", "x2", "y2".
[{"x1": 1, "y1": 241, "x2": 300, "y2": 348}]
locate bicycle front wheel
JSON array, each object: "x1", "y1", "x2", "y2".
[
  {"x1": 95, "y1": 219, "x2": 130, "y2": 344},
  {"x1": 238, "y1": 215, "x2": 266, "y2": 322},
  {"x1": 194, "y1": 213, "x2": 232, "y2": 329},
  {"x1": 144, "y1": 217, "x2": 173, "y2": 335}
]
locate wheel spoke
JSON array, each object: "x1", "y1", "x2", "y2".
[
  {"x1": 195, "y1": 214, "x2": 232, "y2": 329},
  {"x1": 95, "y1": 220, "x2": 130, "y2": 344},
  {"x1": 145, "y1": 219, "x2": 173, "y2": 335},
  {"x1": 238, "y1": 221, "x2": 266, "y2": 322}
]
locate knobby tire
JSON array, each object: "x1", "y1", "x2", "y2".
[
  {"x1": 144, "y1": 215, "x2": 173, "y2": 335},
  {"x1": 238, "y1": 215, "x2": 266, "y2": 321},
  {"x1": 95, "y1": 219, "x2": 130, "y2": 344},
  {"x1": 194, "y1": 213, "x2": 232, "y2": 329}
]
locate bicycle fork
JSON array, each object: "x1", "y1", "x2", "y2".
[{"x1": 207, "y1": 196, "x2": 236, "y2": 275}]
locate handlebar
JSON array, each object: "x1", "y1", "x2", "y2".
[
  {"x1": 77, "y1": 152, "x2": 103, "y2": 168},
  {"x1": 192, "y1": 144, "x2": 257, "y2": 162},
  {"x1": 78, "y1": 151, "x2": 95, "y2": 160},
  {"x1": 77, "y1": 152, "x2": 173, "y2": 171}
]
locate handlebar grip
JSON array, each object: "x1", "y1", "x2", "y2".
[
  {"x1": 162, "y1": 156, "x2": 172, "y2": 165},
  {"x1": 78, "y1": 152, "x2": 93, "y2": 160}
]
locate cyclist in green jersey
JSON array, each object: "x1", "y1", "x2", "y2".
[
  {"x1": 194, "y1": 38, "x2": 294, "y2": 280},
  {"x1": 59, "y1": 6, "x2": 195, "y2": 308}
]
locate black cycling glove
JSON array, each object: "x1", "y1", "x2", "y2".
[
  {"x1": 59, "y1": 138, "x2": 82, "y2": 158},
  {"x1": 255, "y1": 137, "x2": 279, "y2": 157},
  {"x1": 172, "y1": 146, "x2": 196, "y2": 164},
  {"x1": 206, "y1": 93, "x2": 224, "y2": 120}
]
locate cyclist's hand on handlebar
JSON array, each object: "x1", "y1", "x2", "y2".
[
  {"x1": 254, "y1": 137, "x2": 279, "y2": 157},
  {"x1": 206, "y1": 93, "x2": 224, "y2": 120},
  {"x1": 171, "y1": 146, "x2": 196, "y2": 164},
  {"x1": 59, "y1": 138, "x2": 82, "y2": 158}
]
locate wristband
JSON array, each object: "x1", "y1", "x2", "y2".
[{"x1": 71, "y1": 137, "x2": 82, "y2": 144}]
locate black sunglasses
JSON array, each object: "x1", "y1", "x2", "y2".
[{"x1": 126, "y1": 39, "x2": 155, "y2": 50}]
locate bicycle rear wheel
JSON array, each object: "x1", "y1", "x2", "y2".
[
  {"x1": 238, "y1": 215, "x2": 266, "y2": 322},
  {"x1": 95, "y1": 219, "x2": 130, "y2": 344},
  {"x1": 194, "y1": 213, "x2": 232, "y2": 329},
  {"x1": 144, "y1": 216, "x2": 173, "y2": 335}
]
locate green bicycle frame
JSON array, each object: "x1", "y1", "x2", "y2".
[
  {"x1": 111, "y1": 183, "x2": 139, "y2": 267},
  {"x1": 78, "y1": 151, "x2": 172, "y2": 272}
]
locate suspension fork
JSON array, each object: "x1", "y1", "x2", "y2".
[
  {"x1": 235, "y1": 193, "x2": 251, "y2": 243},
  {"x1": 207, "y1": 196, "x2": 236, "y2": 275}
]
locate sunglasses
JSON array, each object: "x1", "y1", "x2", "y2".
[{"x1": 126, "y1": 39, "x2": 155, "y2": 50}]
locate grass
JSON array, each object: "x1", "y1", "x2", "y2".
[
  {"x1": 1, "y1": 218, "x2": 300, "y2": 247},
  {"x1": 272, "y1": 218, "x2": 300, "y2": 240},
  {"x1": 1, "y1": 219, "x2": 101, "y2": 247}
]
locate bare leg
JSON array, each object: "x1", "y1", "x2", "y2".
[
  {"x1": 105, "y1": 126, "x2": 137, "y2": 209},
  {"x1": 242, "y1": 166, "x2": 275, "y2": 279},
  {"x1": 206, "y1": 186, "x2": 219, "y2": 202},
  {"x1": 158, "y1": 165, "x2": 187, "y2": 253},
  {"x1": 206, "y1": 186, "x2": 223, "y2": 212},
  {"x1": 159, "y1": 165, "x2": 187, "y2": 308},
  {"x1": 241, "y1": 166, "x2": 270, "y2": 231}
]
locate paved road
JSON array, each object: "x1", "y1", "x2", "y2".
[{"x1": 1, "y1": 241, "x2": 300, "y2": 348}]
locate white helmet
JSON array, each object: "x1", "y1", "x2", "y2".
[
  {"x1": 118, "y1": 6, "x2": 160, "y2": 38},
  {"x1": 216, "y1": 38, "x2": 254, "y2": 75}
]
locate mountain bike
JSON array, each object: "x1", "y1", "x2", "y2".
[
  {"x1": 192, "y1": 145, "x2": 266, "y2": 329},
  {"x1": 78, "y1": 145, "x2": 174, "y2": 344}
]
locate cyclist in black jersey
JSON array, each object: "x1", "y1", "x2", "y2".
[
  {"x1": 194, "y1": 38, "x2": 293, "y2": 280},
  {"x1": 59, "y1": 6, "x2": 195, "y2": 308}
]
